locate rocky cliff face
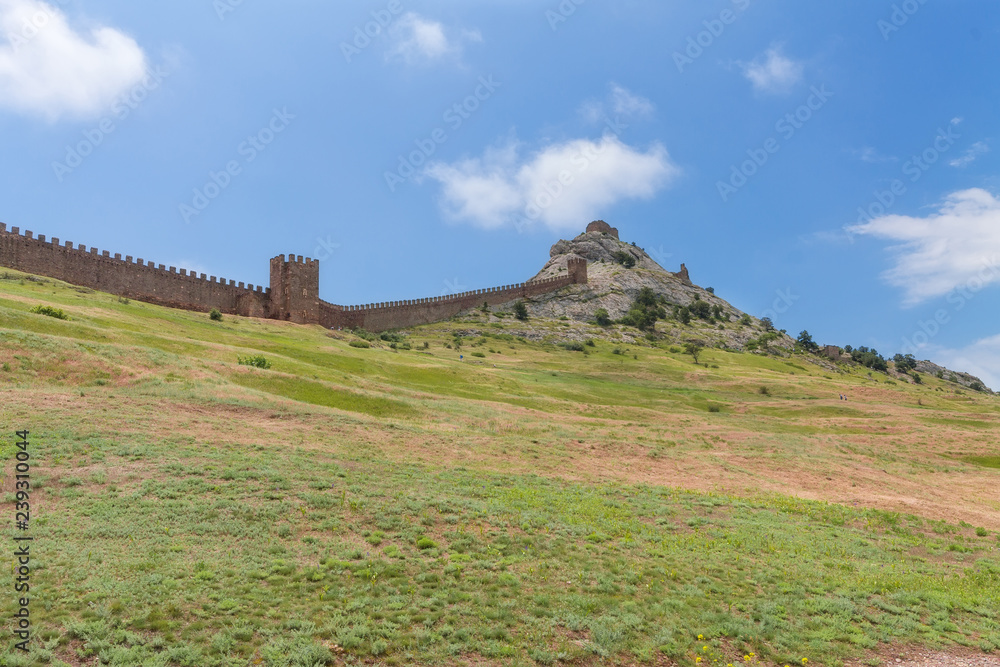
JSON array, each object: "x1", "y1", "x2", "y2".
[{"x1": 523, "y1": 230, "x2": 748, "y2": 322}]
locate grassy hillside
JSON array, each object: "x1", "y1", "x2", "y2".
[{"x1": 1, "y1": 269, "x2": 998, "y2": 667}]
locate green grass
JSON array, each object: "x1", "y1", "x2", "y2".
[
  {"x1": 1, "y1": 267, "x2": 999, "y2": 666},
  {"x1": 965, "y1": 456, "x2": 1000, "y2": 469}
]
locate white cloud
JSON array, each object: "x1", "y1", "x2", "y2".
[
  {"x1": 739, "y1": 45, "x2": 803, "y2": 94},
  {"x1": 385, "y1": 13, "x2": 480, "y2": 65},
  {"x1": 611, "y1": 84, "x2": 653, "y2": 118},
  {"x1": 853, "y1": 146, "x2": 897, "y2": 164},
  {"x1": 0, "y1": 0, "x2": 147, "y2": 121},
  {"x1": 579, "y1": 83, "x2": 654, "y2": 125},
  {"x1": 931, "y1": 337, "x2": 1000, "y2": 392},
  {"x1": 425, "y1": 135, "x2": 679, "y2": 231},
  {"x1": 848, "y1": 188, "x2": 1000, "y2": 304},
  {"x1": 949, "y1": 141, "x2": 990, "y2": 168}
]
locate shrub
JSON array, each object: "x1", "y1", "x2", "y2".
[
  {"x1": 970, "y1": 381, "x2": 986, "y2": 392},
  {"x1": 594, "y1": 308, "x2": 611, "y2": 326},
  {"x1": 740, "y1": 314, "x2": 752, "y2": 326},
  {"x1": 349, "y1": 340, "x2": 370, "y2": 349},
  {"x1": 561, "y1": 341, "x2": 585, "y2": 352},
  {"x1": 585, "y1": 339, "x2": 596, "y2": 347},
  {"x1": 209, "y1": 308, "x2": 223, "y2": 321},
  {"x1": 513, "y1": 301, "x2": 528, "y2": 321},
  {"x1": 421, "y1": 341, "x2": 430, "y2": 349},
  {"x1": 470, "y1": 351, "x2": 486, "y2": 357},
  {"x1": 706, "y1": 287, "x2": 715, "y2": 294},
  {"x1": 758, "y1": 386, "x2": 770, "y2": 395},
  {"x1": 416, "y1": 537, "x2": 438, "y2": 550},
  {"x1": 612, "y1": 250, "x2": 636, "y2": 268},
  {"x1": 707, "y1": 404, "x2": 721, "y2": 413},
  {"x1": 689, "y1": 300, "x2": 712, "y2": 321},
  {"x1": 29, "y1": 305, "x2": 67, "y2": 320},
  {"x1": 237, "y1": 354, "x2": 271, "y2": 369},
  {"x1": 760, "y1": 316, "x2": 775, "y2": 331}
]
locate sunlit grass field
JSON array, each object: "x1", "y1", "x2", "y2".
[{"x1": 1, "y1": 269, "x2": 998, "y2": 666}]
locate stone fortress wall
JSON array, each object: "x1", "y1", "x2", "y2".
[{"x1": 0, "y1": 223, "x2": 588, "y2": 332}]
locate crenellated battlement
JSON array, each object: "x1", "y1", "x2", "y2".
[{"x1": 0, "y1": 222, "x2": 589, "y2": 331}]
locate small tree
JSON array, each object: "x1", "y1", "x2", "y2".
[
  {"x1": 683, "y1": 342, "x2": 704, "y2": 364},
  {"x1": 760, "y1": 316, "x2": 775, "y2": 332},
  {"x1": 209, "y1": 308, "x2": 223, "y2": 321},
  {"x1": 893, "y1": 353, "x2": 916, "y2": 373},
  {"x1": 513, "y1": 301, "x2": 528, "y2": 321},
  {"x1": 480, "y1": 301, "x2": 490, "y2": 314},
  {"x1": 706, "y1": 287, "x2": 715, "y2": 294},
  {"x1": 796, "y1": 330, "x2": 818, "y2": 352},
  {"x1": 594, "y1": 308, "x2": 611, "y2": 326}
]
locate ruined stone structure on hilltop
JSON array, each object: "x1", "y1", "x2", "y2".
[
  {"x1": 585, "y1": 220, "x2": 619, "y2": 239},
  {"x1": 0, "y1": 222, "x2": 587, "y2": 332}
]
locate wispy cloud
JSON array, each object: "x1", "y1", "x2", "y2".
[
  {"x1": 739, "y1": 45, "x2": 803, "y2": 94},
  {"x1": 425, "y1": 135, "x2": 679, "y2": 231},
  {"x1": 385, "y1": 13, "x2": 481, "y2": 65},
  {"x1": 852, "y1": 146, "x2": 897, "y2": 164},
  {"x1": 949, "y1": 141, "x2": 990, "y2": 168},
  {"x1": 580, "y1": 83, "x2": 654, "y2": 125},
  {"x1": 848, "y1": 188, "x2": 1000, "y2": 305},
  {"x1": 0, "y1": 0, "x2": 148, "y2": 121}
]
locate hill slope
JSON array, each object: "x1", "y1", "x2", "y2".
[{"x1": 1, "y1": 267, "x2": 999, "y2": 666}]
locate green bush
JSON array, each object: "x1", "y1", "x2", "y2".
[
  {"x1": 29, "y1": 305, "x2": 68, "y2": 320},
  {"x1": 349, "y1": 340, "x2": 370, "y2": 349},
  {"x1": 470, "y1": 351, "x2": 485, "y2": 357},
  {"x1": 209, "y1": 308, "x2": 223, "y2": 321},
  {"x1": 612, "y1": 250, "x2": 636, "y2": 268},
  {"x1": 594, "y1": 308, "x2": 611, "y2": 326},
  {"x1": 416, "y1": 537, "x2": 438, "y2": 550},
  {"x1": 237, "y1": 354, "x2": 271, "y2": 369},
  {"x1": 513, "y1": 301, "x2": 528, "y2": 321},
  {"x1": 561, "y1": 341, "x2": 585, "y2": 352}
]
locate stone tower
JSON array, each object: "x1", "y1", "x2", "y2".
[
  {"x1": 567, "y1": 256, "x2": 588, "y2": 284},
  {"x1": 269, "y1": 254, "x2": 320, "y2": 323}
]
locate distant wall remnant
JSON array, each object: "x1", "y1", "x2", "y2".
[
  {"x1": 0, "y1": 223, "x2": 589, "y2": 332},
  {"x1": 822, "y1": 345, "x2": 845, "y2": 361},
  {"x1": 676, "y1": 263, "x2": 691, "y2": 284},
  {"x1": 585, "y1": 220, "x2": 619, "y2": 239}
]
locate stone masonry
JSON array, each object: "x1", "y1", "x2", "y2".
[{"x1": 0, "y1": 223, "x2": 588, "y2": 332}]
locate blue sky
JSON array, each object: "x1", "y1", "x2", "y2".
[{"x1": 2, "y1": 1, "x2": 1000, "y2": 387}]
